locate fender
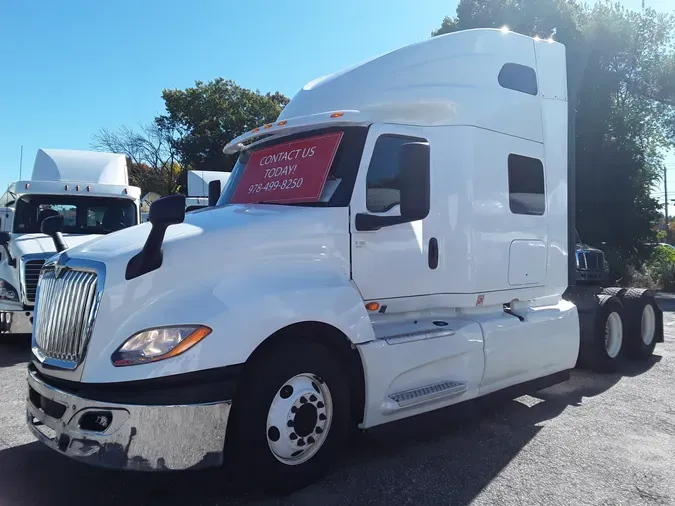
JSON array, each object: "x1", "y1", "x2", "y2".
[{"x1": 81, "y1": 261, "x2": 375, "y2": 383}]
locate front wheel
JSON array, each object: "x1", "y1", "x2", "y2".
[{"x1": 224, "y1": 337, "x2": 351, "y2": 495}]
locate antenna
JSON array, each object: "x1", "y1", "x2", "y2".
[{"x1": 19, "y1": 145, "x2": 23, "y2": 180}]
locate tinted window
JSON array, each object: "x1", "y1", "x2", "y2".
[
  {"x1": 218, "y1": 126, "x2": 368, "y2": 208},
  {"x1": 508, "y1": 154, "x2": 545, "y2": 215},
  {"x1": 498, "y1": 63, "x2": 538, "y2": 96},
  {"x1": 13, "y1": 195, "x2": 137, "y2": 234},
  {"x1": 366, "y1": 134, "x2": 427, "y2": 213}
]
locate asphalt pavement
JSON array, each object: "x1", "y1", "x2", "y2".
[{"x1": 1, "y1": 302, "x2": 674, "y2": 506}]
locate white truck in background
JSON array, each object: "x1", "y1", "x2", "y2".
[
  {"x1": 0, "y1": 149, "x2": 141, "y2": 335},
  {"x1": 185, "y1": 170, "x2": 231, "y2": 212},
  {"x1": 25, "y1": 29, "x2": 663, "y2": 495}
]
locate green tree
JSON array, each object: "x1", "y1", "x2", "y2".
[
  {"x1": 433, "y1": 0, "x2": 675, "y2": 261},
  {"x1": 157, "y1": 78, "x2": 289, "y2": 174}
]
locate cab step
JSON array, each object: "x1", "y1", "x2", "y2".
[{"x1": 384, "y1": 380, "x2": 468, "y2": 413}]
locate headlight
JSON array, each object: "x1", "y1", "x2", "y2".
[
  {"x1": 111, "y1": 325, "x2": 212, "y2": 367},
  {"x1": 0, "y1": 279, "x2": 19, "y2": 303}
]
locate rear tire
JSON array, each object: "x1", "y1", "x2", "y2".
[
  {"x1": 224, "y1": 337, "x2": 351, "y2": 495},
  {"x1": 580, "y1": 295, "x2": 625, "y2": 374},
  {"x1": 601, "y1": 287, "x2": 626, "y2": 299},
  {"x1": 621, "y1": 288, "x2": 658, "y2": 360}
]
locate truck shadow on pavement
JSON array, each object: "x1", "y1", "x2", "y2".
[
  {"x1": 0, "y1": 334, "x2": 31, "y2": 368},
  {"x1": 0, "y1": 355, "x2": 661, "y2": 506}
]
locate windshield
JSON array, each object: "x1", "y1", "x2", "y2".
[
  {"x1": 218, "y1": 126, "x2": 368, "y2": 207},
  {"x1": 12, "y1": 195, "x2": 138, "y2": 235}
]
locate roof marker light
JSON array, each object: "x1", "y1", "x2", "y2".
[
  {"x1": 253, "y1": 127, "x2": 260, "y2": 133},
  {"x1": 330, "y1": 112, "x2": 344, "y2": 118},
  {"x1": 124, "y1": 188, "x2": 128, "y2": 194},
  {"x1": 86, "y1": 185, "x2": 91, "y2": 191},
  {"x1": 277, "y1": 120, "x2": 287, "y2": 126},
  {"x1": 25, "y1": 183, "x2": 30, "y2": 189},
  {"x1": 64, "y1": 185, "x2": 69, "y2": 190},
  {"x1": 263, "y1": 123, "x2": 272, "y2": 129},
  {"x1": 500, "y1": 26, "x2": 509, "y2": 33},
  {"x1": 76, "y1": 185, "x2": 80, "y2": 191}
]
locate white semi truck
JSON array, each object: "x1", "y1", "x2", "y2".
[
  {"x1": 25, "y1": 29, "x2": 663, "y2": 494},
  {"x1": 185, "y1": 170, "x2": 231, "y2": 212},
  {"x1": 0, "y1": 149, "x2": 141, "y2": 335}
]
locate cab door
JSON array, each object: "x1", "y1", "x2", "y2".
[{"x1": 349, "y1": 124, "x2": 438, "y2": 301}]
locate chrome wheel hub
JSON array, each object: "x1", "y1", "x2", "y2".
[
  {"x1": 604, "y1": 311, "x2": 623, "y2": 359},
  {"x1": 641, "y1": 304, "x2": 656, "y2": 346},
  {"x1": 266, "y1": 373, "x2": 332, "y2": 465}
]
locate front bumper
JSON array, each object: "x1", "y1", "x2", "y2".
[
  {"x1": 0, "y1": 309, "x2": 33, "y2": 334},
  {"x1": 26, "y1": 367, "x2": 232, "y2": 471},
  {"x1": 575, "y1": 269, "x2": 608, "y2": 285}
]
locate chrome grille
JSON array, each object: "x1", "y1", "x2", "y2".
[
  {"x1": 33, "y1": 267, "x2": 99, "y2": 366},
  {"x1": 576, "y1": 250, "x2": 604, "y2": 271},
  {"x1": 23, "y1": 260, "x2": 46, "y2": 303}
]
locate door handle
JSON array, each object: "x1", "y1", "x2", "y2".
[{"x1": 428, "y1": 237, "x2": 438, "y2": 269}]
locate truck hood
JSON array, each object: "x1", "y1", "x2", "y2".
[
  {"x1": 10, "y1": 233, "x2": 108, "y2": 259},
  {"x1": 64, "y1": 204, "x2": 349, "y2": 282},
  {"x1": 575, "y1": 242, "x2": 604, "y2": 253}
]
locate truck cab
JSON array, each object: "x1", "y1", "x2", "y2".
[
  {"x1": 575, "y1": 229, "x2": 610, "y2": 286},
  {"x1": 24, "y1": 29, "x2": 662, "y2": 494},
  {"x1": 0, "y1": 149, "x2": 141, "y2": 335}
]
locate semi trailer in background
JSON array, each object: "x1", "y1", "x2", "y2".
[{"x1": 185, "y1": 170, "x2": 231, "y2": 212}]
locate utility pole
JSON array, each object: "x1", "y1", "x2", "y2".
[
  {"x1": 19, "y1": 145, "x2": 23, "y2": 180},
  {"x1": 665, "y1": 165, "x2": 670, "y2": 243}
]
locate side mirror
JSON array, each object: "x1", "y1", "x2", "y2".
[
  {"x1": 149, "y1": 194, "x2": 186, "y2": 226},
  {"x1": 208, "y1": 180, "x2": 222, "y2": 207},
  {"x1": 355, "y1": 141, "x2": 431, "y2": 231},
  {"x1": 126, "y1": 194, "x2": 186, "y2": 280},
  {"x1": 399, "y1": 142, "x2": 431, "y2": 221},
  {"x1": 0, "y1": 231, "x2": 14, "y2": 267},
  {"x1": 41, "y1": 215, "x2": 68, "y2": 253}
]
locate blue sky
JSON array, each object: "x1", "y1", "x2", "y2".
[{"x1": 0, "y1": 0, "x2": 672, "y2": 194}]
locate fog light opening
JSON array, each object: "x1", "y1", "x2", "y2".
[{"x1": 79, "y1": 411, "x2": 113, "y2": 433}]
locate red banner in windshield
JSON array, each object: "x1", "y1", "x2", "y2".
[{"x1": 230, "y1": 132, "x2": 343, "y2": 204}]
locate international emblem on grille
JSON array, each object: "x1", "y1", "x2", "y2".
[
  {"x1": 54, "y1": 254, "x2": 67, "y2": 279},
  {"x1": 33, "y1": 261, "x2": 101, "y2": 368}
]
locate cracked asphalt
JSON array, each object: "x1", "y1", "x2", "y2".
[{"x1": 0, "y1": 301, "x2": 673, "y2": 506}]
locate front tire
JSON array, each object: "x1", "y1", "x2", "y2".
[{"x1": 225, "y1": 337, "x2": 351, "y2": 495}]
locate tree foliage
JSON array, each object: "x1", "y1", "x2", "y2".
[
  {"x1": 91, "y1": 79, "x2": 288, "y2": 195},
  {"x1": 90, "y1": 123, "x2": 182, "y2": 195},
  {"x1": 434, "y1": 0, "x2": 675, "y2": 260},
  {"x1": 157, "y1": 78, "x2": 289, "y2": 173}
]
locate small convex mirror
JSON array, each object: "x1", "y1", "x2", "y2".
[{"x1": 399, "y1": 142, "x2": 431, "y2": 222}]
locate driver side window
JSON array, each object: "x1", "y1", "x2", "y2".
[{"x1": 366, "y1": 134, "x2": 427, "y2": 213}]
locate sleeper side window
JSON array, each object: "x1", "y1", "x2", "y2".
[
  {"x1": 498, "y1": 63, "x2": 538, "y2": 96},
  {"x1": 366, "y1": 134, "x2": 427, "y2": 213},
  {"x1": 508, "y1": 154, "x2": 545, "y2": 216}
]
